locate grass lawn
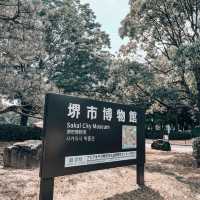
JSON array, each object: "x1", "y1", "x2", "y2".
[{"x1": 0, "y1": 143, "x2": 199, "y2": 200}]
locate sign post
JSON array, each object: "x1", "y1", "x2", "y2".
[
  {"x1": 39, "y1": 178, "x2": 54, "y2": 200},
  {"x1": 163, "y1": 124, "x2": 170, "y2": 141},
  {"x1": 39, "y1": 93, "x2": 145, "y2": 199}
]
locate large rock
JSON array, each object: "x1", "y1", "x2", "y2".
[
  {"x1": 3, "y1": 140, "x2": 42, "y2": 169},
  {"x1": 151, "y1": 139, "x2": 171, "y2": 151}
]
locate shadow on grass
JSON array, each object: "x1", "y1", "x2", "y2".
[
  {"x1": 177, "y1": 176, "x2": 200, "y2": 194},
  {"x1": 104, "y1": 186, "x2": 164, "y2": 200},
  {"x1": 145, "y1": 153, "x2": 194, "y2": 175},
  {"x1": 145, "y1": 152, "x2": 200, "y2": 195}
]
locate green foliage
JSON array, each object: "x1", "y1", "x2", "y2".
[
  {"x1": 169, "y1": 131, "x2": 192, "y2": 140},
  {"x1": 0, "y1": 0, "x2": 111, "y2": 124},
  {"x1": 106, "y1": 57, "x2": 155, "y2": 106},
  {"x1": 0, "y1": 113, "x2": 20, "y2": 125},
  {"x1": 146, "y1": 130, "x2": 192, "y2": 140},
  {"x1": 37, "y1": 9, "x2": 46, "y2": 16},
  {"x1": 0, "y1": 124, "x2": 42, "y2": 141},
  {"x1": 192, "y1": 127, "x2": 200, "y2": 138},
  {"x1": 0, "y1": 0, "x2": 58, "y2": 123},
  {"x1": 41, "y1": 0, "x2": 50, "y2": 4},
  {"x1": 45, "y1": 0, "x2": 111, "y2": 95},
  {"x1": 146, "y1": 130, "x2": 164, "y2": 139},
  {"x1": 120, "y1": 0, "x2": 200, "y2": 118}
]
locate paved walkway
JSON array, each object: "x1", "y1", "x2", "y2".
[{"x1": 146, "y1": 143, "x2": 192, "y2": 153}]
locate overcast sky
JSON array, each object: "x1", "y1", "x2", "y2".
[{"x1": 81, "y1": 0, "x2": 130, "y2": 54}]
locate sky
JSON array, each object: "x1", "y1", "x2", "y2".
[{"x1": 81, "y1": 0, "x2": 130, "y2": 54}]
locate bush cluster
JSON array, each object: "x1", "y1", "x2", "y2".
[
  {"x1": 0, "y1": 124, "x2": 42, "y2": 141},
  {"x1": 192, "y1": 127, "x2": 200, "y2": 138},
  {"x1": 145, "y1": 130, "x2": 163, "y2": 140},
  {"x1": 146, "y1": 130, "x2": 192, "y2": 140}
]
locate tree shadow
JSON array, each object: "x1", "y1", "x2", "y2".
[
  {"x1": 145, "y1": 153, "x2": 195, "y2": 175},
  {"x1": 104, "y1": 186, "x2": 164, "y2": 200},
  {"x1": 145, "y1": 152, "x2": 200, "y2": 195},
  {"x1": 176, "y1": 176, "x2": 200, "y2": 194}
]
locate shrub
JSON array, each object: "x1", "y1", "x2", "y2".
[
  {"x1": 192, "y1": 137, "x2": 200, "y2": 160},
  {"x1": 145, "y1": 130, "x2": 164, "y2": 139},
  {"x1": 151, "y1": 139, "x2": 171, "y2": 151},
  {"x1": 146, "y1": 130, "x2": 192, "y2": 140},
  {"x1": 169, "y1": 131, "x2": 192, "y2": 140},
  {"x1": 192, "y1": 127, "x2": 200, "y2": 138},
  {"x1": 0, "y1": 124, "x2": 42, "y2": 141}
]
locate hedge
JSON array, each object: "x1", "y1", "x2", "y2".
[
  {"x1": 0, "y1": 124, "x2": 42, "y2": 141},
  {"x1": 169, "y1": 131, "x2": 192, "y2": 140},
  {"x1": 146, "y1": 130, "x2": 192, "y2": 140},
  {"x1": 145, "y1": 130, "x2": 164, "y2": 140},
  {"x1": 192, "y1": 127, "x2": 200, "y2": 138}
]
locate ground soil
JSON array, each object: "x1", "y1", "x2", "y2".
[
  {"x1": 0, "y1": 142, "x2": 200, "y2": 200},
  {"x1": 147, "y1": 139, "x2": 193, "y2": 146}
]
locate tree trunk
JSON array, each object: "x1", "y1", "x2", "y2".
[
  {"x1": 197, "y1": 81, "x2": 200, "y2": 113},
  {"x1": 194, "y1": 67, "x2": 200, "y2": 124},
  {"x1": 20, "y1": 114, "x2": 29, "y2": 126},
  {"x1": 196, "y1": 84, "x2": 200, "y2": 125},
  {"x1": 20, "y1": 103, "x2": 33, "y2": 126},
  {"x1": 175, "y1": 114, "x2": 178, "y2": 131}
]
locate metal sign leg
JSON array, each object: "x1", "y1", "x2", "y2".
[
  {"x1": 39, "y1": 177, "x2": 54, "y2": 200},
  {"x1": 137, "y1": 164, "x2": 144, "y2": 186}
]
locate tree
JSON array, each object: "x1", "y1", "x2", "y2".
[
  {"x1": 44, "y1": 0, "x2": 111, "y2": 95},
  {"x1": 0, "y1": 0, "x2": 112, "y2": 125},
  {"x1": 106, "y1": 54, "x2": 154, "y2": 106},
  {"x1": 120, "y1": 0, "x2": 200, "y2": 123},
  {"x1": 0, "y1": 0, "x2": 56, "y2": 125}
]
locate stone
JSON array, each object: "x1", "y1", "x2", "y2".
[
  {"x1": 3, "y1": 140, "x2": 42, "y2": 169},
  {"x1": 151, "y1": 139, "x2": 171, "y2": 151}
]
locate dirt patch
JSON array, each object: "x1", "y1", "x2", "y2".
[
  {"x1": 147, "y1": 139, "x2": 193, "y2": 146},
  {"x1": 105, "y1": 187, "x2": 164, "y2": 200},
  {"x1": 0, "y1": 143, "x2": 200, "y2": 200}
]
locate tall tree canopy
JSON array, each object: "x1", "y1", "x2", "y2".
[
  {"x1": 44, "y1": 0, "x2": 111, "y2": 95},
  {"x1": 120, "y1": 0, "x2": 200, "y2": 122},
  {"x1": 0, "y1": 0, "x2": 111, "y2": 125},
  {"x1": 0, "y1": 0, "x2": 53, "y2": 125}
]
